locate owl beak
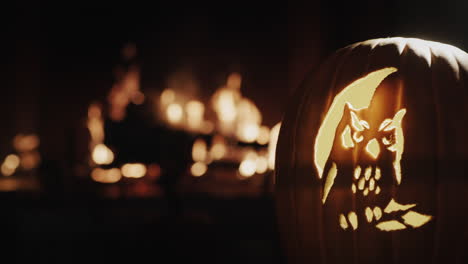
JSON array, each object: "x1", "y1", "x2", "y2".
[{"x1": 365, "y1": 138, "x2": 380, "y2": 159}]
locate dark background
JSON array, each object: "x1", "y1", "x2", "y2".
[{"x1": 2, "y1": 1, "x2": 468, "y2": 263}]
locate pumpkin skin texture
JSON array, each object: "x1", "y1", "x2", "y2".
[{"x1": 275, "y1": 38, "x2": 468, "y2": 264}]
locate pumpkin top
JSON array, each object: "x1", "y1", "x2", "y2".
[{"x1": 342, "y1": 37, "x2": 468, "y2": 79}]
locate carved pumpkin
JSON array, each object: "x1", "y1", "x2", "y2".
[{"x1": 275, "y1": 38, "x2": 468, "y2": 264}]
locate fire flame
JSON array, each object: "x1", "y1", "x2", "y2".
[{"x1": 121, "y1": 163, "x2": 147, "y2": 178}]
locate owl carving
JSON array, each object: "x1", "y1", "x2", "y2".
[{"x1": 314, "y1": 68, "x2": 432, "y2": 231}]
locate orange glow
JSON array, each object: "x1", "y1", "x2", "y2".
[
  {"x1": 210, "y1": 135, "x2": 227, "y2": 160},
  {"x1": 191, "y1": 162, "x2": 207, "y2": 177},
  {"x1": 121, "y1": 163, "x2": 147, "y2": 178},
  {"x1": 92, "y1": 144, "x2": 114, "y2": 165},
  {"x1": 131, "y1": 91, "x2": 145, "y2": 105},
  {"x1": 107, "y1": 67, "x2": 141, "y2": 121},
  {"x1": 87, "y1": 103, "x2": 105, "y2": 144},
  {"x1": 13, "y1": 134, "x2": 40, "y2": 153},
  {"x1": 255, "y1": 156, "x2": 268, "y2": 174},
  {"x1": 160, "y1": 89, "x2": 175, "y2": 106},
  {"x1": 239, "y1": 152, "x2": 257, "y2": 177},
  {"x1": 1, "y1": 154, "x2": 20, "y2": 176},
  {"x1": 91, "y1": 168, "x2": 121, "y2": 183},
  {"x1": 226, "y1": 72, "x2": 242, "y2": 89},
  {"x1": 166, "y1": 103, "x2": 183, "y2": 124},
  {"x1": 147, "y1": 164, "x2": 162, "y2": 180},
  {"x1": 256, "y1": 126, "x2": 270, "y2": 145},
  {"x1": 268, "y1": 122, "x2": 281, "y2": 170},
  {"x1": 213, "y1": 89, "x2": 238, "y2": 123},
  {"x1": 20, "y1": 151, "x2": 41, "y2": 170},
  {"x1": 235, "y1": 98, "x2": 262, "y2": 142},
  {"x1": 185, "y1": 100, "x2": 205, "y2": 130},
  {"x1": 238, "y1": 123, "x2": 260, "y2": 143},
  {"x1": 192, "y1": 138, "x2": 208, "y2": 162}
]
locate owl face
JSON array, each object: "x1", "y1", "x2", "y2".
[{"x1": 339, "y1": 104, "x2": 406, "y2": 168}]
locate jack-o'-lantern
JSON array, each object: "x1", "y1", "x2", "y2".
[{"x1": 275, "y1": 38, "x2": 468, "y2": 264}]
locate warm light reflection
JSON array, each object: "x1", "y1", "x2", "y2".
[
  {"x1": 1, "y1": 154, "x2": 20, "y2": 176},
  {"x1": 20, "y1": 151, "x2": 41, "y2": 170},
  {"x1": 160, "y1": 89, "x2": 175, "y2": 106},
  {"x1": 239, "y1": 153, "x2": 257, "y2": 177},
  {"x1": 235, "y1": 99, "x2": 262, "y2": 142},
  {"x1": 191, "y1": 162, "x2": 207, "y2": 177},
  {"x1": 13, "y1": 134, "x2": 40, "y2": 153},
  {"x1": 226, "y1": 72, "x2": 242, "y2": 89},
  {"x1": 121, "y1": 163, "x2": 147, "y2": 178},
  {"x1": 210, "y1": 135, "x2": 227, "y2": 160},
  {"x1": 238, "y1": 123, "x2": 259, "y2": 143},
  {"x1": 131, "y1": 91, "x2": 145, "y2": 105},
  {"x1": 108, "y1": 67, "x2": 141, "y2": 121},
  {"x1": 166, "y1": 103, "x2": 183, "y2": 124},
  {"x1": 147, "y1": 164, "x2": 161, "y2": 179},
  {"x1": 268, "y1": 122, "x2": 281, "y2": 170},
  {"x1": 213, "y1": 89, "x2": 238, "y2": 123},
  {"x1": 186, "y1": 100, "x2": 205, "y2": 130},
  {"x1": 92, "y1": 144, "x2": 115, "y2": 165},
  {"x1": 192, "y1": 138, "x2": 208, "y2": 162},
  {"x1": 91, "y1": 168, "x2": 121, "y2": 183},
  {"x1": 87, "y1": 103, "x2": 105, "y2": 143},
  {"x1": 256, "y1": 126, "x2": 270, "y2": 145}
]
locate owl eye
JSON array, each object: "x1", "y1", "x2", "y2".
[
  {"x1": 382, "y1": 134, "x2": 395, "y2": 146},
  {"x1": 353, "y1": 131, "x2": 364, "y2": 143}
]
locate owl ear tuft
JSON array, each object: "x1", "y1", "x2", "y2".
[{"x1": 345, "y1": 103, "x2": 367, "y2": 131}]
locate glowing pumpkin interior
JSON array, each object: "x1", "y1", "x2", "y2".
[{"x1": 275, "y1": 37, "x2": 468, "y2": 264}]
